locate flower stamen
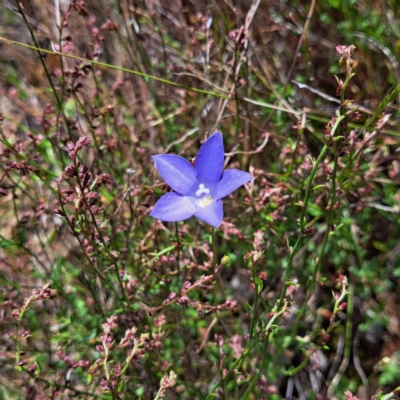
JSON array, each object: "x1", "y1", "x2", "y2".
[{"x1": 199, "y1": 195, "x2": 213, "y2": 208}]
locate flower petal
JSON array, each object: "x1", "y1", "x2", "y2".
[
  {"x1": 215, "y1": 169, "x2": 253, "y2": 199},
  {"x1": 150, "y1": 193, "x2": 196, "y2": 222},
  {"x1": 194, "y1": 199, "x2": 223, "y2": 228},
  {"x1": 152, "y1": 155, "x2": 197, "y2": 195},
  {"x1": 195, "y1": 132, "x2": 224, "y2": 185}
]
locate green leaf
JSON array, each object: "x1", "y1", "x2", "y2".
[
  {"x1": 52, "y1": 257, "x2": 62, "y2": 282},
  {"x1": 254, "y1": 276, "x2": 263, "y2": 292}
]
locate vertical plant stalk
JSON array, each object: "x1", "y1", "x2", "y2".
[
  {"x1": 312, "y1": 151, "x2": 339, "y2": 284},
  {"x1": 327, "y1": 282, "x2": 354, "y2": 396},
  {"x1": 238, "y1": 301, "x2": 289, "y2": 399},
  {"x1": 277, "y1": 115, "x2": 346, "y2": 313},
  {"x1": 277, "y1": 143, "x2": 329, "y2": 309},
  {"x1": 289, "y1": 48, "x2": 357, "y2": 343},
  {"x1": 175, "y1": 222, "x2": 180, "y2": 270},
  {"x1": 211, "y1": 227, "x2": 218, "y2": 306},
  {"x1": 14, "y1": 304, "x2": 30, "y2": 367},
  {"x1": 286, "y1": 277, "x2": 349, "y2": 377},
  {"x1": 205, "y1": 301, "x2": 288, "y2": 399},
  {"x1": 285, "y1": 109, "x2": 307, "y2": 179},
  {"x1": 278, "y1": 48, "x2": 356, "y2": 309},
  {"x1": 249, "y1": 256, "x2": 260, "y2": 339}
]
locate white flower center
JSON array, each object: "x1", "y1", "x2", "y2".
[
  {"x1": 198, "y1": 195, "x2": 213, "y2": 207},
  {"x1": 196, "y1": 183, "x2": 210, "y2": 197},
  {"x1": 195, "y1": 183, "x2": 213, "y2": 208}
]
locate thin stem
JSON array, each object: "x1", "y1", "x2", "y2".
[
  {"x1": 327, "y1": 282, "x2": 354, "y2": 396},
  {"x1": 286, "y1": 278, "x2": 348, "y2": 379},
  {"x1": 277, "y1": 147, "x2": 327, "y2": 306},
  {"x1": 287, "y1": 53, "x2": 356, "y2": 346},
  {"x1": 312, "y1": 152, "x2": 339, "y2": 284},
  {"x1": 15, "y1": 322, "x2": 21, "y2": 366},
  {"x1": 285, "y1": 109, "x2": 307, "y2": 179},
  {"x1": 205, "y1": 302, "x2": 288, "y2": 399},
  {"x1": 249, "y1": 261, "x2": 260, "y2": 339},
  {"x1": 211, "y1": 227, "x2": 218, "y2": 306},
  {"x1": 238, "y1": 301, "x2": 289, "y2": 399},
  {"x1": 175, "y1": 222, "x2": 180, "y2": 270},
  {"x1": 380, "y1": 388, "x2": 400, "y2": 400},
  {"x1": 277, "y1": 113, "x2": 346, "y2": 310}
]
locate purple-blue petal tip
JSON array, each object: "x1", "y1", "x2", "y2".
[{"x1": 195, "y1": 132, "x2": 224, "y2": 185}]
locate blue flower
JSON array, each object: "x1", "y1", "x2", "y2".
[{"x1": 150, "y1": 132, "x2": 253, "y2": 228}]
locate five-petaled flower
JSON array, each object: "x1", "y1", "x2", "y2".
[{"x1": 150, "y1": 132, "x2": 253, "y2": 228}]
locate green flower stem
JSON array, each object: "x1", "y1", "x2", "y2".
[
  {"x1": 326, "y1": 224, "x2": 360, "y2": 397},
  {"x1": 175, "y1": 222, "x2": 181, "y2": 270},
  {"x1": 239, "y1": 337, "x2": 269, "y2": 399},
  {"x1": 205, "y1": 301, "x2": 288, "y2": 400},
  {"x1": 205, "y1": 337, "x2": 261, "y2": 399},
  {"x1": 327, "y1": 282, "x2": 354, "y2": 396},
  {"x1": 211, "y1": 227, "x2": 218, "y2": 306},
  {"x1": 154, "y1": 388, "x2": 164, "y2": 400},
  {"x1": 101, "y1": 341, "x2": 123, "y2": 400},
  {"x1": 287, "y1": 58, "x2": 356, "y2": 345},
  {"x1": 277, "y1": 142, "x2": 326, "y2": 307},
  {"x1": 119, "y1": 341, "x2": 143, "y2": 376},
  {"x1": 239, "y1": 301, "x2": 289, "y2": 399},
  {"x1": 285, "y1": 109, "x2": 307, "y2": 179},
  {"x1": 344, "y1": 282, "x2": 354, "y2": 363},
  {"x1": 284, "y1": 347, "x2": 319, "y2": 377},
  {"x1": 286, "y1": 277, "x2": 349, "y2": 379},
  {"x1": 14, "y1": 298, "x2": 33, "y2": 367},
  {"x1": 312, "y1": 151, "x2": 339, "y2": 284},
  {"x1": 102, "y1": 344, "x2": 112, "y2": 381},
  {"x1": 379, "y1": 388, "x2": 400, "y2": 400},
  {"x1": 277, "y1": 113, "x2": 346, "y2": 310},
  {"x1": 249, "y1": 258, "x2": 260, "y2": 339},
  {"x1": 312, "y1": 55, "x2": 354, "y2": 283}
]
